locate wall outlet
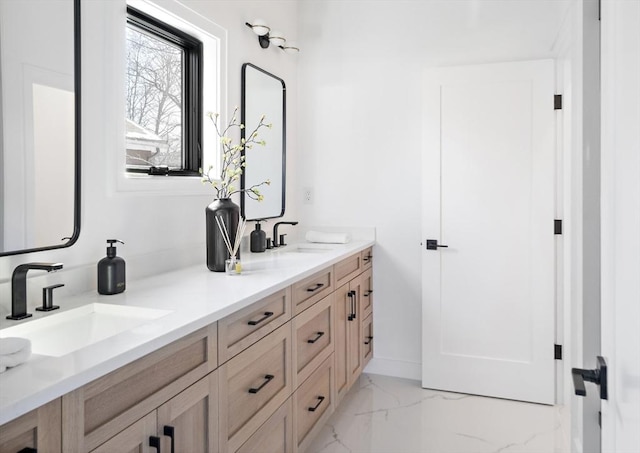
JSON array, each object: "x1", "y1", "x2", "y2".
[{"x1": 303, "y1": 187, "x2": 313, "y2": 204}]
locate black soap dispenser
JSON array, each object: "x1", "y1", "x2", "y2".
[
  {"x1": 98, "y1": 239, "x2": 126, "y2": 295},
  {"x1": 250, "y1": 221, "x2": 266, "y2": 253}
]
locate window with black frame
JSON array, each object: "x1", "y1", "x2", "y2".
[{"x1": 125, "y1": 6, "x2": 202, "y2": 175}]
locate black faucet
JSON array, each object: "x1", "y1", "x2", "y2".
[
  {"x1": 7, "y1": 262, "x2": 64, "y2": 320},
  {"x1": 272, "y1": 221, "x2": 299, "y2": 247}
]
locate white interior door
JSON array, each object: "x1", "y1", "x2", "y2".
[
  {"x1": 600, "y1": 0, "x2": 640, "y2": 450},
  {"x1": 421, "y1": 60, "x2": 556, "y2": 404}
]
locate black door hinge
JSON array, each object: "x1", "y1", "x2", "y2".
[
  {"x1": 554, "y1": 94, "x2": 563, "y2": 110},
  {"x1": 554, "y1": 344, "x2": 563, "y2": 360},
  {"x1": 554, "y1": 219, "x2": 563, "y2": 235}
]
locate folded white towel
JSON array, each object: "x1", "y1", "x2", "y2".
[
  {"x1": 305, "y1": 231, "x2": 351, "y2": 244},
  {"x1": 0, "y1": 337, "x2": 32, "y2": 373}
]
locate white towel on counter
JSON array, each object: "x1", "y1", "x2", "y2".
[
  {"x1": 0, "y1": 337, "x2": 32, "y2": 373},
  {"x1": 305, "y1": 231, "x2": 351, "y2": 244}
]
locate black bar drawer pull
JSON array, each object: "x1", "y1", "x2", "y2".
[
  {"x1": 248, "y1": 311, "x2": 274, "y2": 326},
  {"x1": 308, "y1": 396, "x2": 325, "y2": 412},
  {"x1": 364, "y1": 289, "x2": 373, "y2": 297},
  {"x1": 163, "y1": 425, "x2": 175, "y2": 453},
  {"x1": 306, "y1": 283, "x2": 325, "y2": 292},
  {"x1": 149, "y1": 436, "x2": 161, "y2": 452},
  {"x1": 364, "y1": 335, "x2": 373, "y2": 345},
  {"x1": 249, "y1": 374, "x2": 275, "y2": 394},
  {"x1": 307, "y1": 331, "x2": 325, "y2": 344},
  {"x1": 363, "y1": 254, "x2": 372, "y2": 262}
]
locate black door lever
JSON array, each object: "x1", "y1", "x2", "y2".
[
  {"x1": 426, "y1": 239, "x2": 449, "y2": 250},
  {"x1": 572, "y1": 356, "x2": 608, "y2": 400}
]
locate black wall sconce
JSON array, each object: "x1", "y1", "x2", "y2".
[{"x1": 245, "y1": 19, "x2": 299, "y2": 54}]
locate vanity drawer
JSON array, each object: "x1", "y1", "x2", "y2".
[
  {"x1": 218, "y1": 287, "x2": 292, "y2": 363},
  {"x1": 235, "y1": 398, "x2": 293, "y2": 453},
  {"x1": 361, "y1": 247, "x2": 373, "y2": 271},
  {"x1": 361, "y1": 267, "x2": 373, "y2": 320},
  {"x1": 362, "y1": 314, "x2": 374, "y2": 369},
  {"x1": 63, "y1": 324, "x2": 217, "y2": 452},
  {"x1": 292, "y1": 293, "x2": 335, "y2": 389},
  {"x1": 219, "y1": 323, "x2": 292, "y2": 453},
  {"x1": 293, "y1": 355, "x2": 334, "y2": 453},
  {"x1": 291, "y1": 267, "x2": 334, "y2": 315},
  {"x1": 334, "y1": 253, "x2": 362, "y2": 288}
]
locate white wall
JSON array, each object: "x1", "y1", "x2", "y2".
[
  {"x1": 0, "y1": 0, "x2": 300, "y2": 316},
  {"x1": 296, "y1": 0, "x2": 571, "y2": 379}
]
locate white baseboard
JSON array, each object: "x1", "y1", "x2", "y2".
[{"x1": 363, "y1": 357, "x2": 422, "y2": 381}]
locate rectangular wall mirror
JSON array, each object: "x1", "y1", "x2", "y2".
[
  {"x1": 241, "y1": 63, "x2": 285, "y2": 221},
  {"x1": 0, "y1": 0, "x2": 81, "y2": 256}
]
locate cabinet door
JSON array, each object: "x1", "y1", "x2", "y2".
[
  {"x1": 333, "y1": 283, "x2": 350, "y2": 404},
  {"x1": 90, "y1": 412, "x2": 156, "y2": 453},
  {"x1": 362, "y1": 314, "x2": 374, "y2": 369},
  {"x1": 360, "y1": 267, "x2": 373, "y2": 320},
  {"x1": 157, "y1": 371, "x2": 218, "y2": 453},
  {"x1": 347, "y1": 275, "x2": 363, "y2": 388},
  {"x1": 0, "y1": 399, "x2": 61, "y2": 453}
]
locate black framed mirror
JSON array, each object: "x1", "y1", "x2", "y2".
[
  {"x1": 240, "y1": 63, "x2": 285, "y2": 221},
  {"x1": 0, "y1": 0, "x2": 81, "y2": 256}
]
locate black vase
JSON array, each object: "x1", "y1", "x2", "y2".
[{"x1": 206, "y1": 198, "x2": 240, "y2": 272}]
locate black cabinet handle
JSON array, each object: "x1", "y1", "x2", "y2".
[
  {"x1": 307, "y1": 331, "x2": 325, "y2": 344},
  {"x1": 572, "y1": 356, "x2": 608, "y2": 400},
  {"x1": 248, "y1": 374, "x2": 275, "y2": 394},
  {"x1": 248, "y1": 311, "x2": 274, "y2": 326},
  {"x1": 150, "y1": 436, "x2": 161, "y2": 452},
  {"x1": 17, "y1": 449, "x2": 37, "y2": 453},
  {"x1": 364, "y1": 289, "x2": 373, "y2": 297},
  {"x1": 363, "y1": 254, "x2": 372, "y2": 263},
  {"x1": 364, "y1": 335, "x2": 373, "y2": 345},
  {"x1": 347, "y1": 291, "x2": 354, "y2": 321},
  {"x1": 306, "y1": 283, "x2": 325, "y2": 292},
  {"x1": 163, "y1": 426, "x2": 175, "y2": 453},
  {"x1": 307, "y1": 396, "x2": 325, "y2": 412},
  {"x1": 348, "y1": 290, "x2": 357, "y2": 320},
  {"x1": 426, "y1": 239, "x2": 448, "y2": 250}
]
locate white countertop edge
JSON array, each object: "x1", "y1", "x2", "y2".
[{"x1": 0, "y1": 239, "x2": 374, "y2": 425}]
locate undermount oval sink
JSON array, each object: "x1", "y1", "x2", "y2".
[{"x1": 0, "y1": 304, "x2": 172, "y2": 357}]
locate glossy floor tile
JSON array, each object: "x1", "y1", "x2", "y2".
[{"x1": 306, "y1": 374, "x2": 570, "y2": 453}]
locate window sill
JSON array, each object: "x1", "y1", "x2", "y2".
[{"x1": 114, "y1": 172, "x2": 214, "y2": 196}]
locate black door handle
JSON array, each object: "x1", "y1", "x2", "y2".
[
  {"x1": 163, "y1": 426, "x2": 175, "y2": 453},
  {"x1": 572, "y1": 356, "x2": 608, "y2": 400},
  {"x1": 426, "y1": 239, "x2": 448, "y2": 250}
]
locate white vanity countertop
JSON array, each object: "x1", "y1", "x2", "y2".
[{"x1": 0, "y1": 239, "x2": 374, "y2": 425}]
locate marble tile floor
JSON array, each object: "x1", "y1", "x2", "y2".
[{"x1": 306, "y1": 373, "x2": 570, "y2": 453}]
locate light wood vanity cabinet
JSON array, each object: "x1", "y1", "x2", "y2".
[
  {"x1": 1, "y1": 247, "x2": 373, "y2": 453},
  {"x1": 0, "y1": 398, "x2": 61, "y2": 453}
]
